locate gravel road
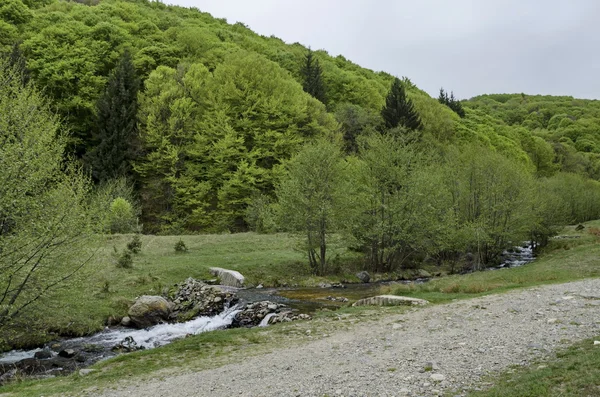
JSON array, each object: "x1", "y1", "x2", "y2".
[{"x1": 100, "y1": 279, "x2": 600, "y2": 397}]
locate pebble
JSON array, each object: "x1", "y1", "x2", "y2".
[{"x1": 95, "y1": 279, "x2": 600, "y2": 397}]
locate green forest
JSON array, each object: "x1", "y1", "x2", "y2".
[{"x1": 3, "y1": 0, "x2": 600, "y2": 332}]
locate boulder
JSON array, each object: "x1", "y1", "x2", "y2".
[
  {"x1": 169, "y1": 278, "x2": 238, "y2": 322},
  {"x1": 415, "y1": 269, "x2": 432, "y2": 278},
  {"x1": 34, "y1": 350, "x2": 52, "y2": 360},
  {"x1": 120, "y1": 316, "x2": 132, "y2": 327},
  {"x1": 231, "y1": 301, "x2": 311, "y2": 328},
  {"x1": 352, "y1": 295, "x2": 429, "y2": 307},
  {"x1": 356, "y1": 271, "x2": 371, "y2": 283},
  {"x1": 209, "y1": 267, "x2": 245, "y2": 288},
  {"x1": 58, "y1": 349, "x2": 77, "y2": 358},
  {"x1": 128, "y1": 295, "x2": 171, "y2": 328}
]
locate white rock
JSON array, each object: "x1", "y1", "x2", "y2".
[
  {"x1": 79, "y1": 369, "x2": 96, "y2": 376},
  {"x1": 594, "y1": 341, "x2": 600, "y2": 345},
  {"x1": 430, "y1": 373, "x2": 446, "y2": 382},
  {"x1": 209, "y1": 267, "x2": 245, "y2": 288}
]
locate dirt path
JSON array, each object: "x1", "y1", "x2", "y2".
[{"x1": 99, "y1": 279, "x2": 600, "y2": 397}]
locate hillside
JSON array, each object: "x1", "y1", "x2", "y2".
[
  {"x1": 464, "y1": 94, "x2": 600, "y2": 179},
  {"x1": 2, "y1": 0, "x2": 600, "y2": 239}
]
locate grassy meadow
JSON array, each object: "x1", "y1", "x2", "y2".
[{"x1": 1, "y1": 222, "x2": 600, "y2": 396}]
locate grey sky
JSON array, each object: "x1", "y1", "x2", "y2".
[{"x1": 169, "y1": 0, "x2": 600, "y2": 100}]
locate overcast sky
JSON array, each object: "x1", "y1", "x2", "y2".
[{"x1": 169, "y1": 0, "x2": 600, "y2": 100}]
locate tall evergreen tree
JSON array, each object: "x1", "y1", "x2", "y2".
[
  {"x1": 438, "y1": 87, "x2": 466, "y2": 118},
  {"x1": 438, "y1": 87, "x2": 447, "y2": 105},
  {"x1": 6, "y1": 43, "x2": 29, "y2": 86},
  {"x1": 301, "y1": 48, "x2": 326, "y2": 104},
  {"x1": 85, "y1": 49, "x2": 140, "y2": 182},
  {"x1": 381, "y1": 77, "x2": 422, "y2": 131}
]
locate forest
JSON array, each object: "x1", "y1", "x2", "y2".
[{"x1": 3, "y1": 0, "x2": 600, "y2": 331}]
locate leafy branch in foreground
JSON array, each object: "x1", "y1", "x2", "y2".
[{"x1": 0, "y1": 59, "x2": 95, "y2": 330}]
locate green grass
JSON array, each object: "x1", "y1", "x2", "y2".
[
  {"x1": 3, "y1": 232, "x2": 361, "y2": 348},
  {"x1": 2, "y1": 223, "x2": 600, "y2": 396},
  {"x1": 0, "y1": 305, "x2": 406, "y2": 397},
  {"x1": 468, "y1": 338, "x2": 600, "y2": 397},
  {"x1": 388, "y1": 223, "x2": 600, "y2": 304}
]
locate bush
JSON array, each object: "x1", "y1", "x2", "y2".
[
  {"x1": 174, "y1": 239, "x2": 187, "y2": 253},
  {"x1": 109, "y1": 197, "x2": 137, "y2": 234},
  {"x1": 245, "y1": 194, "x2": 277, "y2": 233},
  {"x1": 116, "y1": 249, "x2": 133, "y2": 268},
  {"x1": 126, "y1": 234, "x2": 142, "y2": 254}
]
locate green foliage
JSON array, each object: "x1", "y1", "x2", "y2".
[
  {"x1": 245, "y1": 194, "x2": 277, "y2": 234},
  {"x1": 85, "y1": 49, "x2": 140, "y2": 182},
  {"x1": 347, "y1": 133, "x2": 451, "y2": 272},
  {"x1": 381, "y1": 77, "x2": 422, "y2": 131},
  {"x1": 4, "y1": 0, "x2": 600, "y2": 241},
  {"x1": 109, "y1": 197, "x2": 136, "y2": 234},
  {"x1": 174, "y1": 239, "x2": 187, "y2": 253},
  {"x1": 438, "y1": 88, "x2": 465, "y2": 118},
  {"x1": 463, "y1": 94, "x2": 600, "y2": 180},
  {"x1": 126, "y1": 234, "x2": 142, "y2": 254},
  {"x1": 115, "y1": 249, "x2": 133, "y2": 269},
  {"x1": 276, "y1": 139, "x2": 352, "y2": 275},
  {"x1": 0, "y1": 0, "x2": 33, "y2": 25},
  {"x1": 0, "y1": 59, "x2": 94, "y2": 329},
  {"x1": 335, "y1": 102, "x2": 382, "y2": 153},
  {"x1": 443, "y1": 145, "x2": 535, "y2": 268},
  {"x1": 136, "y1": 55, "x2": 336, "y2": 232},
  {"x1": 89, "y1": 177, "x2": 139, "y2": 233},
  {"x1": 301, "y1": 48, "x2": 326, "y2": 104}
]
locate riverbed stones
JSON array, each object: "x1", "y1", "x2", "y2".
[
  {"x1": 356, "y1": 271, "x2": 371, "y2": 283},
  {"x1": 209, "y1": 267, "x2": 245, "y2": 288},
  {"x1": 58, "y1": 349, "x2": 77, "y2": 358},
  {"x1": 232, "y1": 301, "x2": 311, "y2": 328},
  {"x1": 34, "y1": 350, "x2": 52, "y2": 360},
  {"x1": 128, "y1": 295, "x2": 172, "y2": 328},
  {"x1": 169, "y1": 278, "x2": 237, "y2": 322},
  {"x1": 352, "y1": 295, "x2": 430, "y2": 307}
]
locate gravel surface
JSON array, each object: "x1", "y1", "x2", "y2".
[{"x1": 99, "y1": 279, "x2": 600, "y2": 397}]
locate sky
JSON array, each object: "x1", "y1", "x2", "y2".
[{"x1": 168, "y1": 0, "x2": 600, "y2": 100}]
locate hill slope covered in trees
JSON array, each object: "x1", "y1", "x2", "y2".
[{"x1": 3, "y1": 0, "x2": 600, "y2": 268}]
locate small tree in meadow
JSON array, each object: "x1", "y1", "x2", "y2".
[{"x1": 276, "y1": 139, "x2": 351, "y2": 275}]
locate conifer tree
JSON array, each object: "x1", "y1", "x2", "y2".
[
  {"x1": 450, "y1": 91, "x2": 466, "y2": 118},
  {"x1": 438, "y1": 87, "x2": 447, "y2": 105},
  {"x1": 438, "y1": 87, "x2": 466, "y2": 118},
  {"x1": 85, "y1": 49, "x2": 140, "y2": 182},
  {"x1": 301, "y1": 48, "x2": 326, "y2": 104},
  {"x1": 381, "y1": 77, "x2": 422, "y2": 131},
  {"x1": 6, "y1": 43, "x2": 29, "y2": 85}
]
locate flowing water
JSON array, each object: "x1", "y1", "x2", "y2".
[
  {"x1": 0, "y1": 305, "x2": 241, "y2": 365},
  {"x1": 0, "y1": 243, "x2": 535, "y2": 367}
]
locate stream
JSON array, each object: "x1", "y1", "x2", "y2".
[{"x1": 0, "y1": 243, "x2": 535, "y2": 376}]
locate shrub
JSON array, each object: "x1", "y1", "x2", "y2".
[
  {"x1": 174, "y1": 239, "x2": 187, "y2": 253},
  {"x1": 245, "y1": 194, "x2": 277, "y2": 233},
  {"x1": 116, "y1": 249, "x2": 133, "y2": 268},
  {"x1": 126, "y1": 234, "x2": 142, "y2": 254},
  {"x1": 109, "y1": 197, "x2": 136, "y2": 234}
]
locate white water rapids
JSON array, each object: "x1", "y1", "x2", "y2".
[{"x1": 0, "y1": 305, "x2": 242, "y2": 364}]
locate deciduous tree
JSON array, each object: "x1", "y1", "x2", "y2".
[{"x1": 0, "y1": 60, "x2": 94, "y2": 331}]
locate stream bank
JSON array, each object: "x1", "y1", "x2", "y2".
[{"x1": 0, "y1": 243, "x2": 535, "y2": 384}]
